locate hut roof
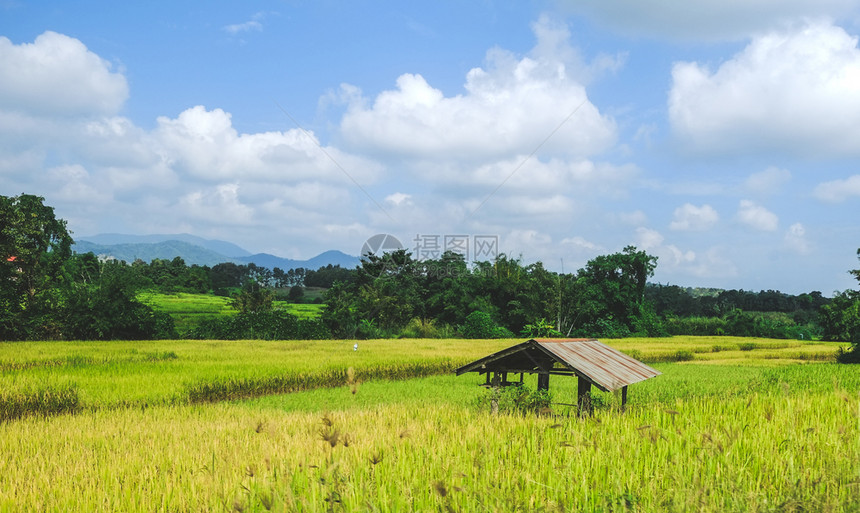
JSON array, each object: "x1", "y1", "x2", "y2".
[{"x1": 455, "y1": 338, "x2": 660, "y2": 392}]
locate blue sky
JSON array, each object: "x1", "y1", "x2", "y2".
[{"x1": 2, "y1": 0, "x2": 859, "y2": 295}]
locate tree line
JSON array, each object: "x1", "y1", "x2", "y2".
[{"x1": 2, "y1": 193, "x2": 858, "y2": 356}]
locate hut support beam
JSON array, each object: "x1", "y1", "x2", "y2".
[
  {"x1": 490, "y1": 372, "x2": 501, "y2": 415},
  {"x1": 537, "y1": 372, "x2": 550, "y2": 391},
  {"x1": 577, "y1": 377, "x2": 592, "y2": 416},
  {"x1": 621, "y1": 385, "x2": 628, "y2": 411}
]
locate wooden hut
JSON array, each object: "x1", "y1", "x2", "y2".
[{"x1": 456, "y1": 338, "x2": 660, "y2": 415}]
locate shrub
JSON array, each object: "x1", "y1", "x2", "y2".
[
  {"x1": 185, "y1": 311, "x2": 329, "y2": 340},
  {"x1": 400, "y1": 318, "x2": 441, "y2": 339},
  {"x1": 460, "y1": 311, "x2": 510, "y2": 339},
  {"x1": 477, "y1": 384, "x2": 553, "y2": 415},
  {"x1": 671, "y1": 350, "x2": 695, "y2": 362}
]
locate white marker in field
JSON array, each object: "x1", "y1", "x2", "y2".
[{"x1": 353, "y1": 343, "x2": 358, "y2": 351}]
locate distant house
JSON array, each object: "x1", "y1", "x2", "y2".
[{"x1": 5, "y1": 256, "x2": 21, "y2": 279}]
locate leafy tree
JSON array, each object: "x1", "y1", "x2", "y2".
[
  {"x1": 287, "y1": 285, "x2": 304, "y2": 302},
  {"x1": 823, "y1": 249, "x2": 860, "y2": 362},
  {"x1": 60, "y1": 257, "x2": 175, "y2": 340},
  {"x1": 210, "y1": 262, "x2": 247, "y2": 294},
  {"x1": 0, "y1": 194, "x2": 73, "y2": 339},
  {"x1": 304, "y1": 264, "x2": 355, "y2": 288},
  {"x1": 572, "y1": 246, "x2": 658, "y2": 336},
  {"x1": 460, "y1": 311, "x2": 513, "y2": 339},
  {"x1": 230, "y1": 280, "x2": 274, "y2": 314},
  {"x1": 0, "y1": 194, "x2": 72, "y2": 305}
]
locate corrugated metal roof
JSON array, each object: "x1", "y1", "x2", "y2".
[{"x1": 456, "y1": 338, "x2": 660, "y2": 392}]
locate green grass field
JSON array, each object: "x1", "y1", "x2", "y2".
[
  {"x1": 0, "y1": 337, "x2": 857, "y2": 511},
  {"x1": 137, "y1": 292, "x2": 324, "y2": 333}
]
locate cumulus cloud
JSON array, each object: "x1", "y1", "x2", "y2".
[
  {"x1": 784, "y1": 222, "x2": 811, "y2": 254},
  {"x1": 179, "y1": 183, "x2": 255, "y2": 225},
  {"x1": 561, "y1": 235, "x2": 602, "y2": 252},
  {"x1": 634, "y1": 227, "x2": 738, "y2": 279},
  {"x1": 385, "y1": 192, "x2": 412, "y2": 206},
  {"x1": 560, "y1": 0, "x2": 860, "y2": 40},
  {"x1": 0, "y1": 31, "x2": 128, "y2": 116},
  {"x1": 338, "y1": 16, "x2": 616, "y2": 161},
  {"x1": 745, "y1": 166, "x2": 792, "y2": 195},
  {"x1": 635, "y1": 227, "x2": 664, "y2": 250},
  {"x1": 669, "y1": 203, "x2": 719, "y2": 231},
  {"x1": 813, "y1": 174, "x2": 860, "y2": 202},
  {"x1": 737, "y1": 200, "x2": 779, "y2": 231},
  {"x1": 154, "y1": 105, "x2": 381, "y2": 183},
  {"x1": 669, "y1": 21, "x2": 860, "y2": 156}
]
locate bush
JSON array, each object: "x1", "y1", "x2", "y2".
[
  {"x1": 185, "y1": 311, "x2": 329, "y2": 340},
  {"x1": 399, "y1": 318, "x2": 441, "y2": 338},
  {"x1": 477, "y1": 384, "x2": 553, "y2": 415},
  {"x1": 460, "y1": 311, "x2": 511, "y2": 339}
]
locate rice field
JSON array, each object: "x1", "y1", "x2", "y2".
[
  {"x1": 136, "y1": 292, "x2": 324, "y2": 333},
  {"x1": 0, "y1": 337, "x2": 857, "y2": 512}
]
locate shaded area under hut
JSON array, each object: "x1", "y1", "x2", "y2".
[{"x1": 456, "y1": 338, "x2": 661, "y2": 415}]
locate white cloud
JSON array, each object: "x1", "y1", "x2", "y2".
[
  {"x1": 0, "y1": 31, "x2": 128, "y2": 116},
  {"x1": 385, "y1": 192, "x2": 412, "y2": 206},
  {"x1": 784, "y1": 222, "x2": 811, "y2": 254},
  {"x1": 223, "y1": 11, "x2": 268, "y2": 35},
  {"x1": 737, "y1": 200, "x2": 779, "y2": 231},
  {"x1": 560, "y1": 236, "x2": 603, "y2": 252},
  {"x1": 632, "y1": 227, "x2": 738, "y2": 279},
  {"x1": 179, "y1": 183, "x2": 254, "y2": 225},
  {"x1": 339, "y1": 17, "x2": 616, "y2": 161},
  {"x1": 560, "y1": 0, "x2": 860, "y2": 40},
  {"x1": 224, "y1": 21, "x2": 262, "y2": 34},
  {"x1": 669, "y1": 21, "x2": 860, "y2": 156},
  {"x1": 669, "y1": 203, "x2": 719, "y2": 231},
  {"x1": 635, "y1": 227, "x2": 664, "y2": 250},
  {"x1": 614, "y1": 210, "x2": 648, "y2": 226},
  {"x1": 813, "y1": 174, "x2": 860, "y2": 202},
  {"x1": 154, "y1": 105, "x2": 381, "y2": 183},
  {"x1": 745, "y1": 166, "x2": 792, "y2": 195}
]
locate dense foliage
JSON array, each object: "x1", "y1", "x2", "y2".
[
  {"x1": 0, "y1": 194, "x2": 175, "y2": 341},
  {"x1": 823, "y1": 249, "x2": 860, "y2": 362},
  {"x1": 321, "y1": 247, "x2": 660, "y2": 339},
  {"x1": 3, "y1": 194, "x2": 856, "y2": 344}
]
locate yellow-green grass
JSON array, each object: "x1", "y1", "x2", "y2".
[
  {"x1": 278, "y1": 302, "x2": 324, "y2": 318},
  {"x1": 137, "y1": 292, "x2": 237, "y2": 332},
  {"x1": 0, "y1": 339, "x2": 514, "y2": 409},
  {"x1": 0, "y1": 366, "x2": 856, "y2": 512},
  {"x1": 0, "y1": 337, "x2": 844, "y2": 411},
  {"x1": 138, "y1": 292, "x2": 325, "y2": 332}
]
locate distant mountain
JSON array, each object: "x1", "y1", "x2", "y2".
[
  {"x1": 72, "y1": 235, "x2": 361, "y2": 271},
  {"x1": 77, "y1": 233, "x2": 251, "y2": 257},
  {"x1": 234, "y1": 250, "x2": 360, "y2": 271},
  {"x1": 72, "y1": 240, "x2": 239, "y2": 267}
]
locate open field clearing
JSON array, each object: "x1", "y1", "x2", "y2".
[
  {"x1": 0, "y1": 365, "x2": 857, "y2": 511},
  {"x1": 137, "y1": 293, "x2": 324, "y2": 332},
  {"x1": 0, "y1": 337, "x2": 857, "y2": 511},
  {"x1": 0, "y1": 337, "x2": 845, "y2": 411}
]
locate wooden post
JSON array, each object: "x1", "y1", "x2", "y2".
[
  {"x1": 621, "y1": 385, "x2": 628, "y2": 411},
  {"x1": 577, "y1": 377, "x2": 592, "y2": 416},
  {"x1": 537, "y1": 372, "x2": 550, "y2": 391},
  {"x1": 490, "y1": 372, "x2": 500, "y2": 415}
]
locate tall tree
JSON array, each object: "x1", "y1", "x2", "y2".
[
  {"x1": 0, "y1": 194, "x2": 73, "y2": 338},
  {"x1": 573, "y1": 246, "x2": 658, "y2": 335}
]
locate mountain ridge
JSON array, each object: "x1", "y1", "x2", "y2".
[{"x1": 72, "y1": 235, "x2": 360, "y2": 271}]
